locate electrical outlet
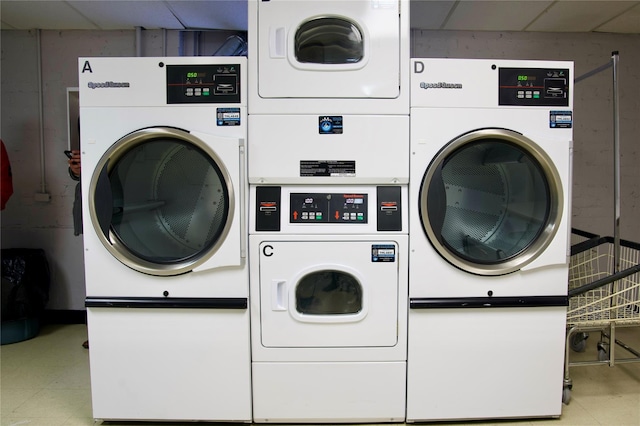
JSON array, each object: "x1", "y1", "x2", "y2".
[{"x1": 34, "y1": 193, "x2": 51, "y2": 202}]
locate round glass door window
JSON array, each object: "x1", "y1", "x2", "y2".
[
  {"x1": 420, "y1": 129, "x2": 562, "y2": 275},
  {"x1": 90, "y1": 128, "x2": 232, "y2": 276},
  {"x1": 296, "y1": 270, "x2": 363, "y2": 315},
  {"x1": 295, "y1": 17, "x2": 364, "y2": 64}
]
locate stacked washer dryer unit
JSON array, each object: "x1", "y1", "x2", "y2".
[
  {"x1": 248, "y1": 0, "x2": 410, "y2": 422},
  {"x1": 79, "y1": 57, "x2": 251, "y2": 422},
  {"x1": 407, "y1": 58, "x2": 574, "y2": 421}
]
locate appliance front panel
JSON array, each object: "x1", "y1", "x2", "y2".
[
  {"x1": 407, "y1": 307, "x2": 566, "y2": 421},
  {"x1": 258, "y1": 240, "x2": 399, "y2": 348},
  {"x1": 254, "y1": 0, "x2": 401, "y2": 99},
  {"x1": 252, "y1": 361, "x2": 406, "y2": 423},
  {"x1": 80, "y1": 108, "x2": 248, "y2": 297},
  {"x1": 79, "y1": 57, "x2": 246, "y2": 107},
  {"x1": 418, "y1": 128, "x2": 563, "y2": 276},
  {"x1": 251, "y1": 185, "x2": 408, "y2": 235},
  {"x1": 86, "y1": 125, "x2": 242, "y2": 276},
  {"x1": 409, "y1": 107, "x2": 571, "y2": 297},
  {"x1": 248, "y1": 115, "x2": 409, "y2": 184},
  {"x1": 410, "y1": 58, "x2": 573, "y2": 109},
  {"x1": 87, "y1": 307, "x2": 251, "y2": 421}
]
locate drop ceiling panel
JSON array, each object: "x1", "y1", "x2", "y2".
[
  {"x1": 527, "y1": 1, "x2": 637, "y2": 32},
  {"x1": 167, "y1": 1, "x2": 247, "y2": 30},
  {"x1": 410, "y1": 0, "x2": 455, "y2": 29},
  {"x1": 0, "y1": 1, "x2": 96, "y2": 30},
  {"x1": 444, "y1": 1, "x2": 553, "y2": 31},
  {"x1": 69, "y1": 1, "x2": 184, "y2": 30},
  {"x1": 595, "y1": 3, "x2": 640, "y2": 33}
]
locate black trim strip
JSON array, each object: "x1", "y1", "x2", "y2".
[
  {"x1": 410, "y1": 296, "x2": 568, "y2": 309},
  {"x1": 85, "y1": 297, "x2": 247, "y2": 310}
]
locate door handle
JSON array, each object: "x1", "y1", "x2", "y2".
[
  {"x1": 270, "y1": 27, "x2": 285, "y2": 58},
  {"x1": 271, "y1": 280, "x2": 287, "y2": 311}
]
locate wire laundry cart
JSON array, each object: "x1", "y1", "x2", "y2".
[{"x1": 562, "y1": 229, "x2": 640, "y2": 404}]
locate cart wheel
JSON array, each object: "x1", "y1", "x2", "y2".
[
  {"x1": 597, "y1": 343, "x2": 609, "y2": 361},
  {"x1": 562, "y1": 387, "x2": 571, "y2": 405},
  {"x1": 570, "y1": 332, "x2": 588, "y2": 352}
]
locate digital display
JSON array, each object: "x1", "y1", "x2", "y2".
[
  {"x1": 518, "y1": 75, "x2": 537, "y2": 81},
  {"x1": 186, "y1": 72, "x2": 205, "y2": 78}
]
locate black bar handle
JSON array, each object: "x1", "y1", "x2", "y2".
[
  {"x1": 86, "y1": 297, "x2": 247, "y2": 310},
  {"x1": 410, "y1": 296, "x2": 568, "y2": 309}
]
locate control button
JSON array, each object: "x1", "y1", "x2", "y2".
[
  {"x1": 357, "y1": 213, "x2": 364, "y2": 221},
  {"x1": 203, "y1": 88, "x2": 210, "y2": 96},
  {"x1": 302, "y1": 212, "x2": 308, "y2": 220},
  {"x1": 350, "y1": 213, "x2": 357, "y2": 220},
  {"x1": 195, "y1": 88, "x2": 202, "y2": 96},
  {"x1": 343, "y1": 212, "x2": 349, "y2": 220},
  {"x1": 526, "y1": 91, "x2": 533, "y2": 98},
  {"x1": 517, "y1": 90, "x2": 525, "y2": 99},
  {"x1": 533, "y1": 91, "x2": 540, "y2": 99},
  {"x1": 316, "y1": 212, "x2": 322, "y2": 220},
  {"x1": 186, "y1": 88, "x2": 194, "y2": 96}
]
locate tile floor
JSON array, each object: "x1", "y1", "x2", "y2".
[{"x1": 1, "y1": 323, "x2": 639, "y2": 425}]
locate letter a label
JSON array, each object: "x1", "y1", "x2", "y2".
[{"x1": 82, "y1": 61, "x2": 93, "y2": 73}]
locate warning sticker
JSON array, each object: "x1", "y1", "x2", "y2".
[
  {"x1": 550, "y1": 111, "x2": 572, "y2": 129},
  {"x1": 300, "y1": 160, "x2": 356, "y2": 177},
  {"x1": 372, "y1": 244, "x2": 396, "y2": 263}
]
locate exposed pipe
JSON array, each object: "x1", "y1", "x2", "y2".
[
  {"x1": 612, "y1": 51, "x2": 621, "y2": 274},
  {"x1": 36, "y1": 29, "x2": 47, "y2": 195},
  {"x1": 163, "y1": 29, "x2": 167, "y2": 56},
  {"x1": 136, "y1": 26, "x2": 142, "y2": 56}
]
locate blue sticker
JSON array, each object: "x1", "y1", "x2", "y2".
[
  {"x1": 217, "y1": 108, "x2": 241, "y2": 126},
  {"x1": 372, "y1": 244, "x2": 396, "y2": 262},
  {"x1": 319, "y1": 116, "x2": 343, "y2": 134},
  {"x1": 550, "y1": 111, "x2": 572, "y2": 128}
]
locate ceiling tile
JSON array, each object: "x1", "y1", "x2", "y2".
[
  {"x1": 1, "y1": 0, "x2": 97, "y2": 30},
  {"x1": 410, "y1": 0, "x2": 455, "y2": 29},
  {"x1": 444, "y1": 1, "x2": 553, "y2": 31},
  {"x1": 167, "y1": 1, "x2": 247, "y2": 30},
  {"x1": 594, "y1": 2, "x2": 640, "y2": 33},
  {"x1": 69, "y1": 1, "x2": 184, "y2": 30},
  {"x1": 527, "y1": 1, "x2": 637, "y2": 32}
]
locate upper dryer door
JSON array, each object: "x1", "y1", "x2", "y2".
[
  {"x1": 89, "y1": 127, "x2": 243, "y2": 276},
  {"x1": 420, "y1": 129, "x2": 564, "y2": 276},
  {"x1": 255, "y1": 0, "x2": 401, "y2": 99}
]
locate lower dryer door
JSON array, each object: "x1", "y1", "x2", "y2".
[
  {"x1": 89, "y1": 127, "x2": 242, "y2": 276},
  {"x1": 258, "y1": 240, "x2": 399, "y2": 348}
]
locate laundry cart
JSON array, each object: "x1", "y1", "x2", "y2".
[{"x1": 563, "y1": 231, "x2": 640, "y2": 404}]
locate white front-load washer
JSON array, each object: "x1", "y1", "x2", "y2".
[
  {"x1": 407, "y1": 59, "x2": 574, "y2": 421},
  {"x1": 248, "y1": 0, "x2": 410, "y2": 115},
  {"x1": 79, "y1": 57, "x2": 251, "y2": 422},
  {"x1": 249, "y1": 185, "x2": 408, "y2": 423}
]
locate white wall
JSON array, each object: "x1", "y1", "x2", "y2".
[{"x1": 1, "y1": 29, "x2": 638, "y2": 311}]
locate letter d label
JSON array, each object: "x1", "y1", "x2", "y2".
[{"x1": 414, "y1": 61, "x2": 424, "y2": 74}]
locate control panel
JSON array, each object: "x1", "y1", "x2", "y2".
[
  {"x1": 290, "y1": 192, "x2": 367, "y2": 224},
  {"x1": 254, "y1": 186, "x2": 403, "y2": 232},
  {"x1": 166, "y1": 64, "x2": 241, "y2": 104},
  {"x1": 499, "y1": 67, "x2": 569, "y2": 107}
]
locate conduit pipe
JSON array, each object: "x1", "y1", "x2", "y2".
[{"x1": 35, "y1": 29, "x2": 49, "y2": 201}]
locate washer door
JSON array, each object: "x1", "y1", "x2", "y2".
[
  {"x1": 259, "y1": 241, "x2": 399, "y2": 348},
  {"x1": 89, "y1": 127, "x2": 235, "y2": 276},
  {"x1": 256, "y1": 0, "x2": 400, "y2": 99},
  {"x1": 420, "y1": 128, "x2": 563, "y2": 276}
]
